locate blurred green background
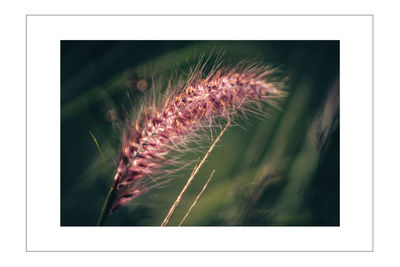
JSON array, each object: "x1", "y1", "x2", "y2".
[{"x1": 61, "y1": 41, "x2": 339, "y2": 226}]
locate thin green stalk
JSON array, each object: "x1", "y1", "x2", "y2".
[
  {"x1": 96, "y1": 185, "x2": 115, "y2": 226},
  {"x1": 89, "y1": 130, "x2": 108, "y2": 167}
]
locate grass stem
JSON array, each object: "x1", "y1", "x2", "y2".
[
  {"x1": 178, "y1": 169, "x2": 215, "y2": 226},
  {"x1": 96, "y1": 185, "x2": 115, "y2": 226},
  {"x1": 161, "y1": 121, "x2": 230, "y2": 226}
]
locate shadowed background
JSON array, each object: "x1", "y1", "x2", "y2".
[{"x1": 61, "y1": 41, "x2": 339, "y2": 226}]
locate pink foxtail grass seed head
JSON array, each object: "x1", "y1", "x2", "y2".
[{"x1": 108, "y1": 62, "x2": 286, "y2": 214}]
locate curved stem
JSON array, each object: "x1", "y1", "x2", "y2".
[{"x1": 96, "y1": 185, "x2": 115, "y2": 226}]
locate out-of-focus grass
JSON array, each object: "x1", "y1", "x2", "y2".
[{"x1": 61, "y1": 41, "x2": 339, "y2": 226}]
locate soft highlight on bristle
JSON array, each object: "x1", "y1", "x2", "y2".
[{"x1": 109, "y1": 61, "x2": 286, "y2": 214}]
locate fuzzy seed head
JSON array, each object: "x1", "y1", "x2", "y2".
[{"x1": 109, "y1": 62, "x2": 286, "y2": 213}]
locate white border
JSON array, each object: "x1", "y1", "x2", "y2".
[{"x1": 27, "y1": 15, "x2": 372, "y2": 251}]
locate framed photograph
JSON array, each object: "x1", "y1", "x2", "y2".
[{"x1": 27, "y1": 15, "x2": 372, "y2": 251}]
